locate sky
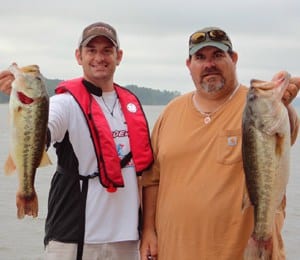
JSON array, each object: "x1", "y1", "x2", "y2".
[{"x1": 0, "y1": 0, "x2": 299, "y2": 94}]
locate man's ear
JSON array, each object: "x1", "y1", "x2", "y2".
[
  {"x1": 75, "y1": 48, "x2": 82, "y2": 65},
  {"x1": 116, "y1": 49, "x2": 123, "y2": 66}
]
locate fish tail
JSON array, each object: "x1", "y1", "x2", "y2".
[
  {"x1": 244, "y1": 236, "x2": 273, "y2": 260},
  {"x1": 16, "y1": 190, "x2": 38, "y2": 219}
]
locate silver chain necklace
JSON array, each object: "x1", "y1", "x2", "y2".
[
  {"x1": 193, "y1": 84, "x2": 240, "y2": 124},
  {"x1": 101, "y1": 95, "x2": 118, "y2": 117}
]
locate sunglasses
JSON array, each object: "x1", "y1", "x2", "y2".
[{"x1": 189, "y1": 30, "x2": 230, "y2": 46}]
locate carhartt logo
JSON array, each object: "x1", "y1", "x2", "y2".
[{"x1": 227, "y1": 136, "x2": 238, "y2": 146}]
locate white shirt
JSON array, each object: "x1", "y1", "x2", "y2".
[{"x1": 48, "y1": 91, "x2": 140, "y2": 243}]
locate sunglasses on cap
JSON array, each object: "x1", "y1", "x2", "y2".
[{"x1": 189, "y1": 29, "x2": 231, "y2": 46}]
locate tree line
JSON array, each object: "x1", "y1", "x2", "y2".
[{"x1": 0, "y1": 78, "x2": 180, "y2": 105}]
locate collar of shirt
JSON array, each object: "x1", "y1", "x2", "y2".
[{"x1": 82, "y1": 79, "x2": 103, "y2": 96}]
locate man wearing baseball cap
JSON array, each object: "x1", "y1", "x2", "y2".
[
  {"x1": 140, "y1": 26, "x2": 300, "y2": 259},
  {"x1": 44, "y1": 21, "x2": 153, "y2": 260},
  {"x1": 188, "y1": 26, "x2": 233, "y2": 54},
  {"x1": 78, "y1": 22, "x2": 120, "y2": 49},
  {"x1": 0, "y1": 21, "x2": 153, "y2": 260}
]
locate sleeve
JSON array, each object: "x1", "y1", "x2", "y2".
[
  {"x1": 141, "y1": 114, "x2": 164, "y2": 187},
  {"x1": 47, "y1": 94, "x2": 71, "y2": 143},
  {"x1": 287, "y1": 104, "x2": 299, "y2": 145}
]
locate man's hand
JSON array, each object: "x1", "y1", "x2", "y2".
[
  {"x1": 0, "y1": 70, "x2": 14, "y2": 95},
  {"x1": 282, "y1": 77, "x2": 300, "y2": 106}
]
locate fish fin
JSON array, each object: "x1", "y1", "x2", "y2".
[
  {"x1": 242, "y1": 193, "x2": 252, "y2": 212},
  {"x1": 244, "y1": 236, "x2": 273, "y2": 260},
  {"x1": 38, "y1": 150, "x2": 52, "y2": 168},
  {"x1": 4, "y1": 155, "x2": 16, "y2": 175},
  {"x1": 16, "y1": 190, "x2": 38, "y2": 219},
  {"x1": 241, "y1": 187, "x2": 252, "y2": 212}
]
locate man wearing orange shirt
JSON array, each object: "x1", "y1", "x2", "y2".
[{"x1": 140, "y1": 26, "x2": 299, "y2": 260}]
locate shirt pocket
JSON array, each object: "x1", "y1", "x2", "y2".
[{"x1": 217, "y1": 129, "x2": 242, "y2": 165}]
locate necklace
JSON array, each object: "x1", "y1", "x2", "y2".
[
  {"x1": 193, "y1": 84, "x2": 240, "y2": 124},
  {"x1": 101, "y1": 95, "x2": 118, "y2": 116}
]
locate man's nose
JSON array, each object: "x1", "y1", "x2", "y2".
[
  {"x1": 95, "y1": 52, "x2": 104, "y2": 61},
  {"x1": 203, "y1": 57, "x2": 216, "y2": 68}
]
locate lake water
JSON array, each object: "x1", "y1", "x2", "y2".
[{"x1": 0, "y1": 104, "x2": 299, "y2": 259}]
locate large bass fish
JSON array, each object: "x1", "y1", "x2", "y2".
[
  {"x1": 242, "y1": 71, "x2": 291, "y2": 259},
  {"x1": 4, "y1": 64, "x2": 51, "y2": 219}
]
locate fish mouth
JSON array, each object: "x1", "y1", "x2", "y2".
[
  {"x1": 9, "y1": 64, "x2": 41, "y2": 77},
  {"x1": 20, "y1": 65, "x2": 40, "y2": 74},
  {"x1": 251, "y1": 71, "x2": 290, "y2": 91},
  {"x1": 250, "y1": 79, "x2": 276, "y2": 90}
]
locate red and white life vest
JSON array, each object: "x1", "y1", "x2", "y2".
[{"x1": 56, "y1": 78, "x2": 153, "y2": 191}]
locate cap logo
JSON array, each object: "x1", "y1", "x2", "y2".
[
  {"x1": 86, "y1": 25, "x2": 113, "y2": 36},
  {"x1": 127, "y1": 103, "x2": 137, "y2": 113}
]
